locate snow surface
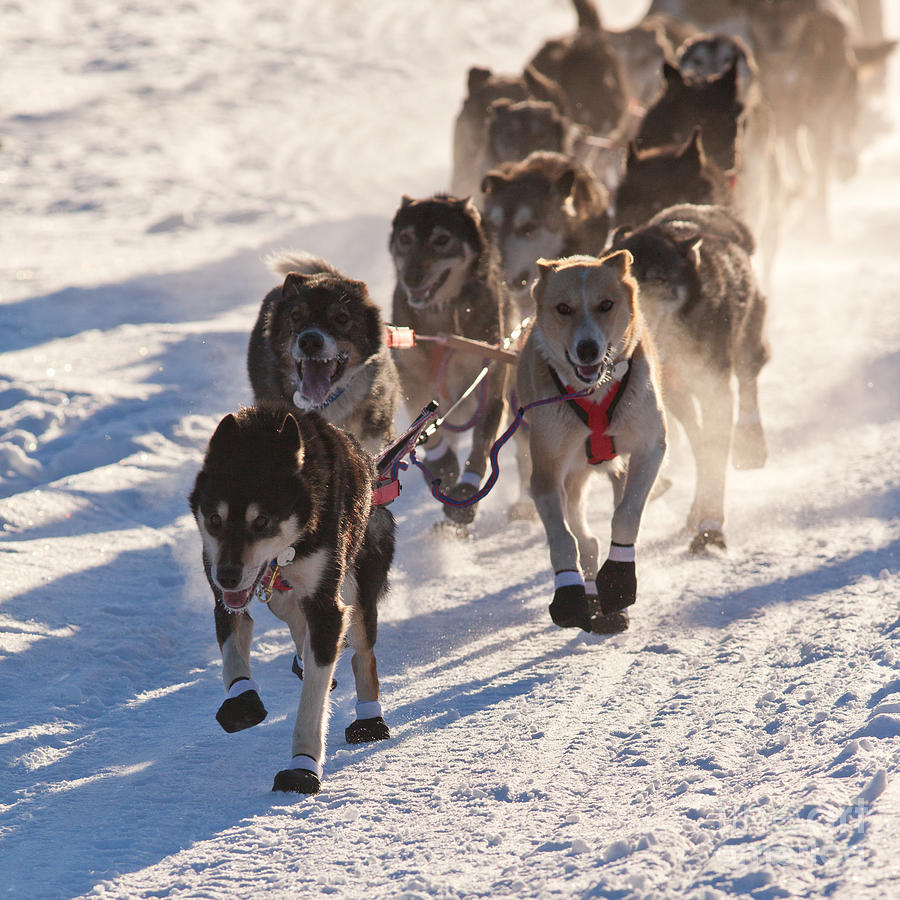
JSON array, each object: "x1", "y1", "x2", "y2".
[{"x1": 2, "y1": 1, "x2": 899, "y2": 897}]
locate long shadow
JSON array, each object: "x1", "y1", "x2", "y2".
[
  {"x1": 0, "y1": 525, "x2": 573, "y2": 898},
  {"x1": 679, "y1": 537, "x2": 900, "y2": 630},
  {"x1": 0, "y1": 215, "x2": 389, "y2": 354}
]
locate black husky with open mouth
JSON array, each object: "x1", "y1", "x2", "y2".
[{"x1": 247, "y1": 253, "x2": 400, "y2": 455}]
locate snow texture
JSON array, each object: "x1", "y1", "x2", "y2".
[{"x1": 1, "y1": 1, "x2": 899, "y2": 898}]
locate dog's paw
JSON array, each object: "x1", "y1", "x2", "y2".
[
  {"x1": 345, "y1": 716, "x2": 391, "y2": 744},
  {"x1": 422, "y1": 446, "x2": 460, "y2": 489},
  {"x1": 595, "y1": 559, "x2": 637, "y2": 615},
  {"x1": 549, "y1": 584, "x2": 592, "y2": 631},
  {"x1": 507, "y1": 498, "x2": 537, "y2": 522},
  {"x1": 272, "y1": 768, "x2": 321, "y2": 795},
  {"x1": 291, "y1": 656, "x2": 337, "y2": 691},
  {"x1": 215, "y1": 690, "x2": 267, "y2": 734},
  {"x1": 442, "y1": 482, "x2": 479, "y2": 524},
  {"x1": 689, "y1": 528, "x2": 727, "y2": 555},
  {"x1": 589, "y1": 604, "x2": 630, "y2": 634},
  {"x1": 732, "y1": 422, "x2": 768, "y2": 470}
]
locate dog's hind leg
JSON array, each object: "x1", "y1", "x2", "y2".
[
  {"x1": 214, "y1": 602, "x2": 268, "y2": 734},
  {"x1": 732, "y1": 291, "x2": 770, "y2": 470},
  {"x1": 345, "y1": 508, "x2": 393, "y2": 743},
  {"x1": 688, "y1": 375, "x2": 734, "y2": 554}
]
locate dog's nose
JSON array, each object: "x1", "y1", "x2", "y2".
[
  {"x1": 403, "y1": 263, "x2": 425, "y2": 289},
  {"x1": 576, "y1": 339, "x2": 600, "y2": 364},
  {"x1": 298, "y1": 331, "x2": 325, "y2": 357},
  {"x1": 217, "y1": 565, "x2": 243, "y2": 590}
]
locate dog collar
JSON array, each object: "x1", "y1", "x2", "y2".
[{"x1": 548, "y1": 360, "x2": 632, "y2": 465}]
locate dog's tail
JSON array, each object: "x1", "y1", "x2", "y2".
[
  {"x1": 572, "y1": 0, "x2": 601, "y2": 31},
  {"x1": 266, "y1": 251, "x2": 340, "y2": 278},
  {"x1": 653, "y1": 204, "x2": 755, "y2": 256}
]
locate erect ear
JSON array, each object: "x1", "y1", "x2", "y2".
[
  {"x1": 663, "y1": 61, "x2": 683, "y2": 90},
  {"x1": 401, "y1": 194, "x2": 415, "y2": 209},
  {"x1": 461, "y1": 196, "x2": 482, "y2": 226},
  {"x1": 532, "y1": 258, "x2": 556, "y2": 306},
  {"x1": 718, "y1": 58, "x2": 738, "y2": 94},
  {"x1": 481, "y1": 172, "x2": 506, "y2": 196},
  {"x1": 282, "y1": 272, "x2": 311, "y2": 297},
  {"x1": 208, "y1": 412, "x2": 239, "y2": 455},
  {"x1": 603, "y1": 249, "x2": 633, "y2": 278},
  {"x1": 467, "y1": 66, "x2": 492, "y2": 94},
  {"x1": 626, "y1": 140, "x2": 640, "y2": 167},
  {"x1": 678, "y1": 235, "x2": 702, "y2": 268},
  {"x1": 609, "y1": 224, "x2": 633, "y2": 248},
  {"x1": 278, "y1": 412, "x2": 305, "y2": 467},
  {"x1": 554, "y1": 166, "x2": 577, "y2": 199}
]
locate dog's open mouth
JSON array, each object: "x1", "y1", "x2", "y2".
[
  {"x1": 296, "y1": 353, "x2": 348, "y2": 407},
  {"x1": 221, "y1": 563, "x2": 268, "y2": 613},
  {"x1": 566, "y1": 350, "x2": 605, "y2": 385},
  {"x1": 406, "y1": 269, "x2": 450, "y2": 309}
]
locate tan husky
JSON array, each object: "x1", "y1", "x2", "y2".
[{"x1": 516, "y1": 251, "x2": 666, "y2": 634}]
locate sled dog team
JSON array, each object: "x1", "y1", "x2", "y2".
[{"x1": 190, "y1": 0, "x2": 892, "y2": 793}]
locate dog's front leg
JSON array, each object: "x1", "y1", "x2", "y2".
[
  {"x1": 272, "y1": 593, "x2": 346, "y2": 795},
  {"x1": 443, "y1": 366, "x2": 508, "y2": 525},
  {"x1": 531, "y1": 453, "x2": 592, "y2": 632},
  {"x1": 595, "y1": 437, "x2": 667, "y2": 620},
  {"x1": 214, "y1": 602, "x2": 267, "y2": 734}
]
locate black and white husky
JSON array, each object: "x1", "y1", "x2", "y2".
[
  {"x1": 247, "y1": 253, "x2": 400, "y2": 455},
  {"x1": 189, "y1": 403, "x2": 395, "y2": 795}
]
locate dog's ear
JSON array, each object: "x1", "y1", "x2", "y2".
[
  {"x1": 609, "y1": 224, "x2": 633, "y2": 248},
  {"x1": 603, "y1": 249, "x2": 633, "y2": 279},
  {"x1": 677, "y1": 235, "x2": 702, "y2": 269},
  {"x1": 717, "y1": 58, "x2": 738, "y2": 96},
  {"x1": 209, "y1": 413, "x2": 239, "y2": 455},
  {"x1": 459, "y1": 196, "x2": 482, "y2": 227},
  {"x1": 662, "y1": 61, "x2": 684, "y2": 91},
  {"x1": 854, "y1": 39, "x2": 897, "y2": 69},
  {"x1": 401, "y1": 194, "x2": 415, "y2": 209},
  {"x1": 554, "y1": 166, "x2": 577, "y2": 200},
  {"x1": 277, "y1": 412, "x2": 305, "y2": 467},
  {"x1": 481, "y1": 172, "x2": 506, "y2": 196},
  {"x1": 532, "y1": 258, "x2": 555, "y2": 306},
  {"x1": 467, "y1": 66, "x2": 493, "y2": 95},
  {"x1": 282, "y1": 272, "x2": 311, "y2": 297},
  {"x1": 626, "y1": 140, "x2": 640, "y2": 168}
]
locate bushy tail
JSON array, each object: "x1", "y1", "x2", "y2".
[
  {"x1": 652, "y1": 204, "x2": 756, "y2": 255},
  {"x1": 266, "y1": 251, "x2": 339, "y2": 277},
  {"x1": 573, "y1": 0, "x2": 601, "y2": 31}
]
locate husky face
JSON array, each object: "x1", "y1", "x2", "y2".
[
  {"x1": 267, "y1": 272, "x2": 382, "y2": 410},
  {"x1": 486, "y1": 99, "x2": 566, "y2": 166},
  {"x1": 482, "y1": 161, "x2": 576, "y2": 299},
  {"x1": 679, "y1": 35, "x2": 746, "y2": 82},
  {"x1": 190, "y1": 412, "x2": 308, "y2": 613},
  {"x1": 389, "y1": 195, "x2": 480, "y2": 312},
  {"x1": 531, "y1": 252, "x2": 637, "y2": 386}
]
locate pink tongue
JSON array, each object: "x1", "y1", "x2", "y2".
[
  {"x1": 577, "y1": 363, "x2": 600, "y2": 379},
  {"x1": 301, "y1": 359, "x2": 337, "y2": 406},
  {"x1": 223, "y1": 589, "x2": 250, "y2": 610}
]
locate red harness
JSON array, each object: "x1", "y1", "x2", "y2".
[{"x1": 549, "y1": 362, "x2": 631, "y2": 464}]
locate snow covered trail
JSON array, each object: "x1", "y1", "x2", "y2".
[{"x1": 2, "y1": 1, "x2": 900, "y2": 898}]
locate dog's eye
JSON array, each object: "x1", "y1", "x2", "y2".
[
  {"x1": 555, "y1": 302, "x2": 573, "y2": 316},
  {"x1": 332, "y1": 311, "x2": 350, "y2": 327},
  {"x1": 290, "y1": 308, "x2": 303, "y2": 324},
  {"x1": 208, "y1": 513, "x2": 223, "y2": 530},
  {"x1": 516, "y1": 222, "x2": 537, "y2": 237},
  {"x1": 598, "y1": 299, "x2": 613, "y2": 312},
  {"x1": 395, "y1": 232, "x2": 413, "y2": 250},
  {"x1": 251, "y1": 515, "x2": 269, "y2": 531},
  {"x1": 431, "y1": 233, "x2": 450, "y2": 248}
]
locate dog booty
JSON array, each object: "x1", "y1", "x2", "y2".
[
  {"x1": 422, "y1": 445, "x2": 460, "y2": 490},
  {"x1": 442, "y1": 481, "x2": 479, "y2": 525},
  {"x1": 549, "y1": 584, "x2": 592, "y2": 631},
  {"x1": 346, "y1": 716, "x2": 391, "y2": 744},
  {"x1": 216, "y1": 689, "x2": 267, "y2": 733},
  {"x1": 595, "y1": 559, "x2": 637, "y2": 615},
  {"x1": 272, "y1": 768, "x2": 321, "y2": 794}
]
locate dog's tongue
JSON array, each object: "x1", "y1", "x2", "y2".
[
  {"x1": 577, "y1": 363, "x2": 601, "y2": 381},
  {"x1": 223, "y1": 589, "x2": 250, "y2": 610},
  {"x1": 300, "y1": 359, "x2": 337, "y2": 406}
]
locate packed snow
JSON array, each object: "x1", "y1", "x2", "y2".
[{"x1": 1, "y1": 1, "x2": 899, "y2": 898}]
